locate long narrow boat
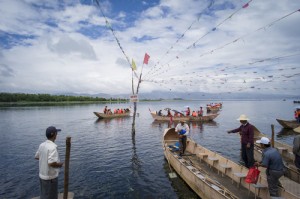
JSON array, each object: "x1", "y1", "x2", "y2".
[
  {"x1": 93, "y1": 112, "x2": 130, "y2": 119},
  {"x1": 276, "y1": 119, "x2": 300, "y2": 129},
  {"x1": 151, "y1": 111, "x2": 219, "y2": 122},
  {"x1": 163, "y1": 128, "x2": 299, "y2": 199}
]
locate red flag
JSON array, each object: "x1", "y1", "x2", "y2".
[
  {"x1": 143, "y1": 53, "x2": 150, "y2": 64},
  {"x1": 242, "y1": 3, "x2": 249, "y2": 8}
]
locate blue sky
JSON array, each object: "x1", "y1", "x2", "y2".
[{"x1": 0, "y1": 0, "x2": 299, "y2": 96}]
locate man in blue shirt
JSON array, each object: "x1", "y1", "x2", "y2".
[{"x1": 255, "y1": 137, "x2": 285, "y2": 197}]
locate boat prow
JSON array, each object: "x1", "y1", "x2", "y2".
[{"x1": 276, "y1": 119, "x2": 300, "y2": 129}]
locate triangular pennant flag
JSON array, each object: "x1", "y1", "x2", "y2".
[{"x1": 131, "y1": 59, "x2": 137, "y2": 70}]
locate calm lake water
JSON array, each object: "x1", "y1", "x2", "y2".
[{"x1": 0, "y1": 100, "x2": 298, "y2": 199}]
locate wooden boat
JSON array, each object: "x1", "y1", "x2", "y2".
[
  {"x1": 162, "y1": 128, "x2": 299, "y2": 199},
  {"x1": 253, "y1": 127, "x2": 300, "y2": 183},
  {"x1": 151, "y1": 112, "x2": 219, "y2": 122},
  {"x1": 93, "y1": 112, "x2": 130, "y2": 119},
  {"x1": 206, "y1": 106, "x2": 221, "y2": 112},
  {"x1": 276, "y1": 119, "x2": 300, "y2": 129}
]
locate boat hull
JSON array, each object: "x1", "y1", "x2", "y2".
[
  {"x1": 276, "y1": 119, "x2": 300, "y2": 129},
  {"x1": 93, "y1": 112, "x2": 130, "y2": 119},
  {"x1": 151, "y1": 112, "x2": 219, "y2": 122}
]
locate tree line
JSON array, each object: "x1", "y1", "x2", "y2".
[{"x1": 0, "y1": 93, "x2": 128, "y2": 102}]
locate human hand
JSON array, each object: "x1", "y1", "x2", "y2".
[
  {"x1": 246, "y1": 143, "x2": 250, "y2": 148},
  {"x1": 227, "y1": 131, "x2": 232, "y2": 134}
]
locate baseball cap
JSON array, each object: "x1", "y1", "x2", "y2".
[
  {"x1": 256, "y1": 137, "x2": 270, "y2": 145},
  {"x1": 46, "y1": 126, "x2": 61, "y2": 138}
]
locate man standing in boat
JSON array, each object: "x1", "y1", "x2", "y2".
[
  {"x1": 175, "y1": 120, "x2": 190, "y2": 156},
  {"x1": 227, "y1": 114, "x2": 254, "y2": 168},
  {"x1": 255, "y1": 137, "x2": 285, "y2": 197}
]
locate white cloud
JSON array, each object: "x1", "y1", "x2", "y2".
[{"x1": 0, "y1": 0, "x2": 299, "y2": 96}]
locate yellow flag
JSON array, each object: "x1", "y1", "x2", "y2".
[{"x1": 131, "y1": 59, "x2": 137, "y2": 70}]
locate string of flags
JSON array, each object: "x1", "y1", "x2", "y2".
[
  {"x1": 144, "y1": 0, "x2": 254, "y2": 79},
  {"x1": 144, "y1": 8, "x2": 300, "y2": 82}
]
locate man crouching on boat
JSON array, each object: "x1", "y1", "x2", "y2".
[
  {"x1": 175, "y1": 120, "x2": 190, "y2": 156},
  {"x1": 254, "y1": 137, "x2": 285, "y2": 197}
]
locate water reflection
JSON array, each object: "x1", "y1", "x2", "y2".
[{"x1": 163, "y1": 161, "x2": 200, "y2": 199}]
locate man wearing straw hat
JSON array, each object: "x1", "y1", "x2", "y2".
[
  {"x1": 227, "y1": 114, "x2": 255, "y2": 168},
  {"x1": 175, "y1": 120, "x2": 190, "y2": 156}
]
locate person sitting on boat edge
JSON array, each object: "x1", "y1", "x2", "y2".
[
  {"x1": 103, "y1": 106, "x2": 108, "y2": 114},
  {"x1": 158, "y1": 110, "x2": 162, "y2": 116},
  {"x1": 293, "y1": 134, "x2": 300, "y2": 171},
  {"x1": 192, "y1": 111, "x2": 197, "y2": 117},
  {"x1": 296, "y1": 108, "x2": 300, "y2": 123},
  {"x1": 186, "y1": 107, "x2": 190, "y2": 116},
  {"x1": 175, "y1": 120, "x2": 190, "y2": 156},
  {"x1": 254, "y1": 137, "x2": 285, "y2": 197},
  {"x1": 227, "y1": 114, "x2": 255, "y2": 168},
  {"x1": 167, "y1": 109, "x2": 172, "y2": 117},
  {"x1": 198, "y1": 107, "x2": 203, "y2": 116}
]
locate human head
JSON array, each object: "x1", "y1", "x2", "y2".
[
  {"x1": 180, "y1": 120, "x2": 186, "y2": 124},
  {"x1": 237, "y1": 114, "x2": 249, "y2": 124},
  {"x1": 46, "y1": 126, "x2": 61, "y2": 139},
  {"x1": 256, "y1": 137, "x2": 271, "y2": 147}
]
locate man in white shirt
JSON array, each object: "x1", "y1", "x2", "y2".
[
  {"x1": 35, "y1": 126, "x2": 63, "y2": 199},
  {"x1": 175, "y1": 120, "x2": 190, "y2": 156}
]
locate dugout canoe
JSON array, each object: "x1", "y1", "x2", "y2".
[
  {"x1": 151, "y1": 112, "x2": 219, "y2": 122},
  {"x1": 163, "y1": 128, "x2": 299, "y2": 199},
  {"x1": 276, "y1": 119, "x2": 300, "y2": 129},
  {"x1": 93, "y1": 112, "x2": 130, "y2": 119}
]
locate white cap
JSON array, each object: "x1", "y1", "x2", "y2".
[{"x1": 256, "y1": 137, "x2": 270, "y2": 145}]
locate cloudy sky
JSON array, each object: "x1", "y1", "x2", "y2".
[{"x1": 0, "y1": 0, "x2": 299, "y2": 96}]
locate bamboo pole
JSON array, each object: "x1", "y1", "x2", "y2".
[
  {"x1": 64, "y1": 137, "x2": 71, "y2": 199},
  {"x1": 271, "y1": 124, "x2": 275, "y2": 147}
]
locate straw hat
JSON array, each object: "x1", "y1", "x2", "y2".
[{"x1": 236, "y1": 114, "x2": 249, "y2": 121}]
